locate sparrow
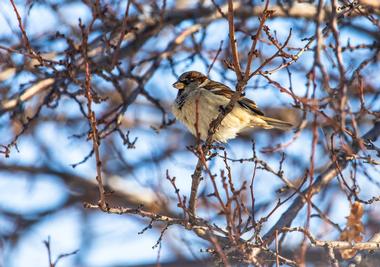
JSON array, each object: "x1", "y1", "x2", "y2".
[{"x1": 171, "y1": 71, "x2": 293, "y2": 143}]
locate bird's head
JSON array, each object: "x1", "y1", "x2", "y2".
[{"x1": 172, "y1": 71, "x2": 208, "y2": 91}]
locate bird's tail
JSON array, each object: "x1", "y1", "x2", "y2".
[{"x1": 258, "y1": 116, "x2": 293, "y2": 130}]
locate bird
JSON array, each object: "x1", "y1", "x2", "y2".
[{"x1": 171, "y1": 71, "x2": 293, "y2": 143}]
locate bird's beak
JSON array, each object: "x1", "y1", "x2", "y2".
[{"x1": 172, "y1": 81, "x2": 185, "y2": 90}]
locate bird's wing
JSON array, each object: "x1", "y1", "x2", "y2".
[
  {"x1": 238, "y1": 97, "x2": 264, "y2": 116},
  {"x1": 203, "y1": 80, "x2": 264, "y2": 116}
]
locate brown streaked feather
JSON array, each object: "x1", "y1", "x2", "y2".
[
  {"x1": 238, "y1": 98, "x2": 264, "y2": 116},
  {"x1": 202, "y1": 80, "x2": 232, "y2": 94},
  {"x1": 202, "y1": 80, "x2": 264, "y2": 116}
]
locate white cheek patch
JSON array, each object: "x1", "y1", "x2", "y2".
[{"x1": 198, "y1": 79, "x2": 209, "y2": 88}]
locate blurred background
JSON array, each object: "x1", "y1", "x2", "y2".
[{"x1": 0, "y1": 0, "x2": 380, "y2": 266}]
